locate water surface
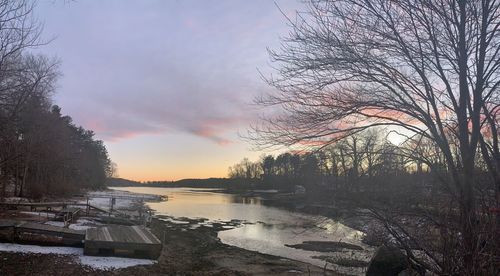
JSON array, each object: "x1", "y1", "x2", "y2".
[{"x1": 113, "y1": 187, "x2": 371, "y2": 274}]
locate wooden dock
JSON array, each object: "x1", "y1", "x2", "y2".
[
  {"x1": 0, "y1": 219, "x2": 85, "y2": 246},
  {"x1": 0, "y1": 199, "x2": 162, "y2": 260},
  {"x1": 0, "y1": 202, "x2": 70, "y2": 211},
  {"x1": 84, "y1": 225, "x2": 162, "y2": 259},
  {"x1": 0, "y1": 219, "x2": 161, "y2": 257},
  {"x1": 0, "y1": 201, "x2": 118, "y2": 216},
  {"x1": 16, "y1": 222, "x2": 85, "y2": 246}
]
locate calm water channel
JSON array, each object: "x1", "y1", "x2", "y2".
[{"x1": 113, "y1": 187, "x2": 372, "y2": 273}]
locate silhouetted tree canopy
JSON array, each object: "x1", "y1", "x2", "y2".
[
  {"x1": 0, "y1": 0, "x2": 113, "y2": 198},
  {"x1": 249, "y1": 0, "x2": 500, "y2": 274}
]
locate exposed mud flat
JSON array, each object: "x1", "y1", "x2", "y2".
[{"x1": 147, "y1": 217, "x2": 341, "y2": 275}]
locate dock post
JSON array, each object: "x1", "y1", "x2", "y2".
[{"x1": 86, "y1": 197, "x2": 89, "y2": 216}]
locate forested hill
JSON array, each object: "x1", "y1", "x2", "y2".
[
  {"x1": 106, "y1": 178, "x2": 143, "y2": 187},
  {"x1": 0, "y1": 2, "x2": 113, "y2": 198},
  {"x1": 0, "y1": 99, "x2": 114, "y2": 198}
]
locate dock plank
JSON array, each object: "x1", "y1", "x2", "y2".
[
  {"x1": 86, "y1": 225, "x2": 160, "y2": 244},
  {"x1": 17, "y1": 222, "x2": 85, "y2": 236},
  {"x1": 84, "y1": 225, "x2": 162, "y2": 259}
]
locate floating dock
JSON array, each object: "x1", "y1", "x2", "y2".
[
  {"x1": 0, "y1": 199, "x2": 163, "y2": 260},
  {"x1": 0, "y1": 220, "x2": 85, "y2": 246},
  {"x1": 84, "y1": 225, "x2": 162, "y2": 259},
  {"x1": 16, "y1": 222, "x2": 85, "y2": 246},
  {"x1": 0, "y1": 220, "x2": 162, "y2": 259}
]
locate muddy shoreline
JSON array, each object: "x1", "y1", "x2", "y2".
[{"x1": 0, "y1": 217, "x2": 340, "y2": 276}]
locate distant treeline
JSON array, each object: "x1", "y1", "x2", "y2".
[
  {"x1": 229, "y1": 128, "x2": 492, "y2": 198},
  {"x1": 0, "y1": 2, "x2": 113, "y2": 198},
  {"x1": 106, "y1": 177, "x2": 257, "y2": 190}
]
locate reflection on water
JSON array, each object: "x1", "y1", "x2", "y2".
[
  {"x1": 117, "y1": 187, "x2": 264, "y2": 221},
  {"x1": 232, "y1": 196, "x2": 262, "y2": 205},
  {"x1": 113, "y1": 187, "x2": 371, "y2": 274}
]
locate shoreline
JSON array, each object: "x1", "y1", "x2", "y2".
[{"x1": 0, "y1": 188, "x2": 343, "y2": 275}]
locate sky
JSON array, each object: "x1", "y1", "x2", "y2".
[{"x1": 33, "y1": 0, "x2": 303, "y2": 181}]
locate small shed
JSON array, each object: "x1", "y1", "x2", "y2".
[{"x1": 84, "y1": 225, "x2": 162, "y2": 259}]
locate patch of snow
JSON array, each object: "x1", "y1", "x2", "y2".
[
  {"x1": 85, "y1": 190, "x2": 162, "y2": 208},
  {"x1": 69, "y1": 224, "x2": 93, "y2": 231},
  {"x1": 113, "y1": 199, "x2": 135, "y2": 210},
  {"x1": 76, "y1": 218, "x2": 103, "y2": 227},
  {"x1": 3, "y1": 197, "x2": 30, "y2": 203},
  {"x1": 69, "y1": 220, "x2": 98, "y2": 230},
  {"x1": 0, "y1": 242, "x2": 81, "y2": 255},
  {"x1": 79, "y1": 255, "x2": 156, "y2": 270},
  {"x1": 20, "y1": 211, "x2": 56, "y2": 218},
  {"x1": 79, "y1": 192, "x2": 134, "y2": 211},
  {"x1": 44, "y1": 221, "x2": 65, "y2": 227},
  {"x1": 83, "y1": 197, "x2": 115, "y2": 211},
  {"x1": 88, "y1": 190, "x2": 161, "y2": 201},
  {"x1": 0, "y1": 242, "x2": 156, "y2": 270},
  {"x1": 44, "y1": 218, "x2": 102, "y2": 231},
  {"x1": 252, "y1": 189, "x2": 279, "y2": 193},
  {"x1": 75, "y1": 218, "x2": 96, "y2": 224},
  {"x1": 159, "y1": 217, "x2": 190, "y2": 224}
]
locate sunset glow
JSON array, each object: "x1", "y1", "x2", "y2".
[{"x1": 34, "y1": 0, "x2": 301, "y2": 181}]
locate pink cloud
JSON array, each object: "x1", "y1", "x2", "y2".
[
  {"x1": 190, "y1": 123, "x2": 234, "y2": 146},
  {"x1": 48, "y1": 0, "x2": 295, "y2": 146}
]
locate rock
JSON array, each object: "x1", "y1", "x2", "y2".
[
  {"x1": 366, "y1": 245, "x2": 408, "y2": 276},
  {"x1": 285, "y1": 241, "x2": 363, "y2": 252},
  {"x1": 397, "y1": 268, "x2": 421, "y2": 276},
  {"x1": 312, "y1": 256, "x2": 369, "y2": 267}
]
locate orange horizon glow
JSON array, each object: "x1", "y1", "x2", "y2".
[
  {"x1": 117, "y1": 169, "x2": 228, "y2": 182},
  {"x1": 112, "y1": 162, "x2": 229, "y2": 182}
]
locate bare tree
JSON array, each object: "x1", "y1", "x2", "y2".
[
  {"x1": 228, "y1": 158, "x2": 263, "y2": 179},
  {"x1": 0, "y1": 0, "x2": 44, "y2": 99},
  {"x1": 252, "y1": 0, "x2": 500, "y2": 273},
  {"x1": 0, "y1": 0, "x2": 47, "y2": 169}
]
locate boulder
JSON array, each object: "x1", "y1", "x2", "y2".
[{"x1": 366, "y1": 245, "x2": 408, "y2": 276}]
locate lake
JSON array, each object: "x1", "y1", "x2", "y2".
[{"x1": 113, "y1": 187, "x2": 372, "y2": 274}]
